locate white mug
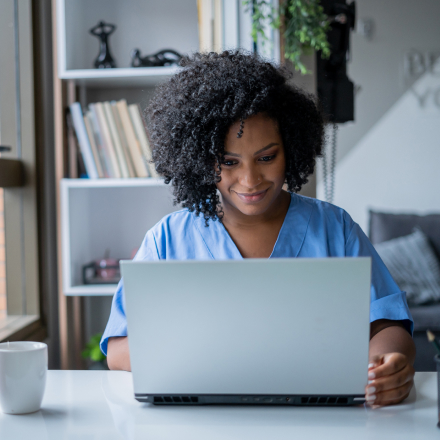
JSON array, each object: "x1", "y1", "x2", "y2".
[{"x1": 0, "y1": 341, "x2": 48, "y2": 414}]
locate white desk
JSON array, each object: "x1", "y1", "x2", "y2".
[{"x1": 0, "y1": 371, "x2": 438, "y2": 439}]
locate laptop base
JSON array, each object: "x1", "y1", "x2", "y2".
[{"x1": 136, "y1": 394, "x2": 366, "y2": 406}]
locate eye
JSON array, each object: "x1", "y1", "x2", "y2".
[
  {"x1": 259, "y1": 154, "x2": 276, "y2": 162},
  {"x1": 222, "y1": 159, "x2": 238, "y2": 167}
]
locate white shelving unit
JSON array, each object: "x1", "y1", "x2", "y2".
[
  {"x1": 60, "y1": 178, "x2": 180, "y2": 296},
  {"x1": 55, "y1": 0, "x2": 280, "y2": 295},
  {"x1": 53, "y1": 0, "x2": 281, "y2": 367}
]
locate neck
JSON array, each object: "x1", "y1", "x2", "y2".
[{"x1": 220, "y1": 190, "x2": 291, "y2": 230}]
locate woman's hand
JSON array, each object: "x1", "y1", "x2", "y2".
[{"x1": 365, "y1": 352, "x2": 415, "y2": 406}]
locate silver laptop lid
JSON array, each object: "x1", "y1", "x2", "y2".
[{"x1": 122, "y1": 258, "x2": 371, "y2": 396}]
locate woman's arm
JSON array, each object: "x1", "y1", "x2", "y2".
[
  {"x1": 107, "y1": 336, "x2": 131, "y2": 371},
  {"x1": 366, "y1": 319, "x2": 416, "y2": 406}
]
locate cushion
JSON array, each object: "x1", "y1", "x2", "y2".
[
  {"x1": 369, "y1": 211, "x2": 440, "y2": 257},
  {"x1": 374, "y1": 228, "x2": 440, "y2": 306}
]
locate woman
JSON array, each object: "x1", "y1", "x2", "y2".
[{"x1": 101, "y1": 51, "x2": 415, "y2": 407}]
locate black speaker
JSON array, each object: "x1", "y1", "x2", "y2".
[{"x1": 317, "y1": 1, "x2": 356, "y2": 123}]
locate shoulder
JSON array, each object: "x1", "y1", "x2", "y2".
[
  {"x1": 290, "y1": 193, "x2": 356, "y2": 244},
  {"x1": 147, "y1": 208, "x2": 196, "y2": 239},
  {"x1": 144, "y1": 208, "x2": 210, "y2": 259},
  {"x1": 152, "y1": 208, "x2": 194, "y2": 229},
  {"x1": 293, "y1": 193, "x2": 354, "y2": 227}
]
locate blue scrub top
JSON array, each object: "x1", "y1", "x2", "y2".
[{"x1": 100, "y1": 193, "x2": 413, "y2": 355}]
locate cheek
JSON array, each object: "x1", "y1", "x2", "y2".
[
  {"x1": 215, "y1": 170, "x2": 232, "y2": 193},
  {"x1": 270, "y1": 155, "x2": 287, "y2": 182}
]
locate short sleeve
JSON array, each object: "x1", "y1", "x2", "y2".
[
  {"x1": 100, "y1": 230, "x2": 160, "y2": 355},
  {"x1": 345, "y1": 222, "x2": 414, "y2": 335}
]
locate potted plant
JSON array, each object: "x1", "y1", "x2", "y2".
[
  {"x1": 82, "y1": 333, "x2": 108, "y2": 370},
  {"x1": 243, "y1": 0, "x2": 331, "y2": 74}
]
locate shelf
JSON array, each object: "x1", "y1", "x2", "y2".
[
  {"x1": 61, "y1": 177, "x2": 166, "y2": 188},
  {"x1": 57, "y1": 0, "x2": 199, "y2": 85},
  {"x1": 61, "y1": 179, "x2": 179, "y2": 296},
  {"x1": 59, "y1": 66, "x2": 181, "y2": 87},
  {"x1": 64, "y1": 284, "x2": 117, "y2": 296}
]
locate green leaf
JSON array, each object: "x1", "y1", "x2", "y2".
[
  {"x1": 82, "y1": 332, "x2": 106, "y2": 362},
  {"x1": 247, "y1": 0, "x2": 331, "y2": 75}
]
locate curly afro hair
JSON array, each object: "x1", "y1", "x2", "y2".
[{"x1": 146, "y1": 50, "x2": 325, "y2": 223}]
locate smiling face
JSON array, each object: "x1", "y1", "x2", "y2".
[{"x1": 216, "y1": 113, "x2": 287, "y2": 218}]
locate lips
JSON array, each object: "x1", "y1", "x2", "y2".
[{"x1": 235, "y1": 189, "x2": 268, "y2": 203}]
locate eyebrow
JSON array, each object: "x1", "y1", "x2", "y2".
[{"x1": 224, "y1": 143, "x2": 279, "y2": 157}]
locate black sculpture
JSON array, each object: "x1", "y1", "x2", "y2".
[
  {"x1": 131, "y1": 49, "x2": 182, "y2": 68},
  {"x1": 89, "y1": 21, "x2": 117, "y2": 69}
]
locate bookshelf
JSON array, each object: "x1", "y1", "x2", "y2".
[
  {"x1": 52, "y1": 0, "x2": 283, "y2": 367},
  {"x1": 52, "y1": 0, "x2": 204, "y2": 368}
]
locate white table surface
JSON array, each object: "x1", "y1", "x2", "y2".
[{"x1": 0, "y1": 371, "x2": 438, "y2": 440}]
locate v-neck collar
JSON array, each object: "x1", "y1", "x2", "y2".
[{"x1": 192, "y1": 193, "x2": 314, "y2": 260}]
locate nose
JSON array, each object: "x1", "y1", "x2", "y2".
[{"x1": 239, "y1": 163, "x2": 262, "y2": 189}]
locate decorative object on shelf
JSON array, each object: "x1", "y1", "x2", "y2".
[
  {"x1": 130, "y1": 49, "x2": 182, "y2": 67},
  {"x1": 82, "y1": 333, "x2": 108, "y2": 370},
  {"x1": 83, "y1": 250, "x2": 121, "y2": 285},
  {"x1": 243, "y1": 0, "x2": 331, "y2": 74},
  {"x1": 89, "y1": 21, "x2": 117, "y2": 69}
]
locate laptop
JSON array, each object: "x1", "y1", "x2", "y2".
[{"x1": 121, "y1": 258, "x2": 371, "y2": 406}]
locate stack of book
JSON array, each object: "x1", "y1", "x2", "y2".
[{"x1": 69, "y1": 100, "x2": 159, "y2": 179}]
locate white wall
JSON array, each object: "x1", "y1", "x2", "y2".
[
  {"x1": 336, "y1": 0, "x2": 440, "y2": 163},
  {"x1": 317, "y1": 0, "x2": 440, "y2": 233},
  {"x1": 322, "y1": 70, "x2": 440, "y2": 232}
]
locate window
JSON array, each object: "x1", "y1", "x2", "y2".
[{"x1": 0, "y1": 0, "x2": 42, "y2": 340}]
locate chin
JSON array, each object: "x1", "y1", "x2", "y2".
[
  {"x1": 232, "y1": 197, "x2": 273, "y2": 217},
  {"x1": 237, "y1": 206, "x2": 268, "y2": 216}
]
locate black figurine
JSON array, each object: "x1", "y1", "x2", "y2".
[
  {"x1": 89, "y1": 21, "x2": 117, "y2": 69},
  {"x1": 130, "y1": 49, "x2": 182, "y2": 68}
]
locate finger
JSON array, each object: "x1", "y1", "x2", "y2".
[
  {"x1": 369, "y1": 394, "x2": 410, "y2": 409},
  {"x1": 366, "y1": 381, "x2": 413, "y2": 406},
  {"x1": 368, "y1": 353, "x2": 407, "y2": 379},
  {"x1": 366, "y1": 364, "x2": 414, "y2": 394},
  {"x1": 368, "y1": 355, "x2": 384, "y2": 370}
]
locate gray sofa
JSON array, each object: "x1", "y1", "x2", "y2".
[{"x1": 369, "y1": 211, "x2": 440, "y2": 372}]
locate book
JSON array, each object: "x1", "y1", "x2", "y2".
[
  {"x1": 197, "y1": 0, "x2": 223, "y2": 52},
  {"x1": 66, "y1": 112, "x2": 89, "y2": 178},
  {"x1": 83, "y1": 113, "x2": 104, "y2": 178},
  {"x1": 92, "y1": 102, "x2": 122, "y2": 178},
  {"x1": 88, "y1": 104, "x2": 115, "y2": 178},
  {"x1": 103, "y1": 102, "x2": 130, "y2": 178},
  {"x1": 69, "y1": 103, "x2": 99, "y2": 179},
  {"x1": 213, "y1": 0, "x2": 223, "y2": 52},
  {"x1": 128, "y1": 104, "x2": 158, "y2": 178},
  {"x1": 115, "y1": 100, "x2": 149, "y2": 178},
  {"x1": 66, "y1": 111, "x2": 79, "y2": 178},
  {"x1": 85, "y1": 110, "x2": 111, "y2": 178},
  {"x1": 110, "y1": 102, "x2": 137, "y2": 178},
  {"x1": 76, "y1": 142, "x2": 88, "y2": 178}
]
